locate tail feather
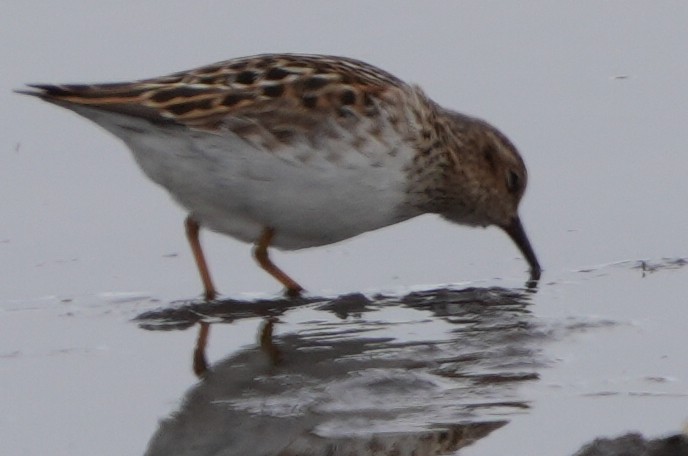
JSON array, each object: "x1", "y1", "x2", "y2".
[
  {"x1": 16, "y1": 83, "x2": 185, "y2": 125},
  {"x1": 15, "y1": 81, "x2": 233, "y2": 127},
  {"x1": 16, "y1": 83, "x2": 152, "y2": 102}
]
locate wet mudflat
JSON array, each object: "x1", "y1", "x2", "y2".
[{"x1": 2, "y1": 2, "x2": 688, "y2": 455}]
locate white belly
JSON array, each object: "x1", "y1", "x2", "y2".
[{"x1": 84, "y1": 109, "x2": 420, "y2": 250}]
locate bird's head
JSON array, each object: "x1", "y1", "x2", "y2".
[{"x1": 435, "y1": 112, "x2": 541, "y2": 282}]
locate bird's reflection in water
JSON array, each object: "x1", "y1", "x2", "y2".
[{"x1": 137, "y1": 286, "x2": 542, "y2": 456}]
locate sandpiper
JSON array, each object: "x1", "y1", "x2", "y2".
[{"x1": 20, "y1": 53, "x2": 541, "y2": 299}]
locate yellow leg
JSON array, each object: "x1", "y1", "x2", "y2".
[
  {"x1": 184, "y1": 216, "x2": 217, "y2": 301},
  {"x1": 253, "y1": 227, "x2": 304, "y2": 297}
]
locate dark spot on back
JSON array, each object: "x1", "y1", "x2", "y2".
[
  {"x1": 340, "y1": 90, "x2": 356, "y2": 105},
  {"x1": 234, "y1": 71, "x2": 258, "y2": 85},
  {"x1": 196, "y1": 75, "x2": 224, "y2": 85},
  {"x1": 221, "y1": 93, "x2": 253, "y2": 107},
  {"x1": 264, "y1": 67, "x2": 292, "y2": 80},
  {"x1": 303, "y1": 76, "x2": 330, "y2": 90},
  {"x1": 166, "y1": 99, "x2": 213, "y2": 116},
  {"x1": 262, "y1": 84, "x2": 284, "y2": 98},
  {"x1": 362, "y1": 93, "x2": 375, "y2": 107},
  {"x1": 302, "y1": 95, "x2": 318, "y2": 109},
  {"x1": 197, "y1": 99, "x2": 214, "y2": 110}
]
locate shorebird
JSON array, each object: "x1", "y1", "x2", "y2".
[{"x1": 20, "y1": 53, "x2": 541, "y2": 299}]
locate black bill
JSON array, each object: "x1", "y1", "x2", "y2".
[{"x1": 502, "y1": 216, "x2": 542, "y2": 284}]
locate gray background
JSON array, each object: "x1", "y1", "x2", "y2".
[{"x1": 1, "y1": 2, "x2": 687, "y2": 455}]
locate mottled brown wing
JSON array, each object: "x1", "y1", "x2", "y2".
[{"x1": 20, "y1": 54, "x2": 408, "y2": 133}]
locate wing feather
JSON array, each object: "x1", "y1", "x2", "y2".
[{"x1": 19, "y1": 54, "x2": 408, "y2": 132}]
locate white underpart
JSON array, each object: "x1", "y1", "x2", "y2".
[{"x1": 66, "y1": 106, "x2": 420, "y2": 250}]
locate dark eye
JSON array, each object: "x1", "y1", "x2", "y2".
[{"x1": 506, "y1": 170, "x2": 521, "y2": 193}]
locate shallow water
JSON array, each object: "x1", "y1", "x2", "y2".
[
  {"x1": 140, "y1": 287, "x2": 535, "y2": 455},
  {"x1": 2, "y1": 2, "x2": 688, "y2": 456}
]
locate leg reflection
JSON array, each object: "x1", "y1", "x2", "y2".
[
  {"x1": 192, "y1": 318, "x2": 280, "y2": 378},
  {"x1": 193, "y1": 321, "x2": 210, "y2": 378},
  {"x1": 259, "y1": 317, "x2": 281, "y2": 365}
]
